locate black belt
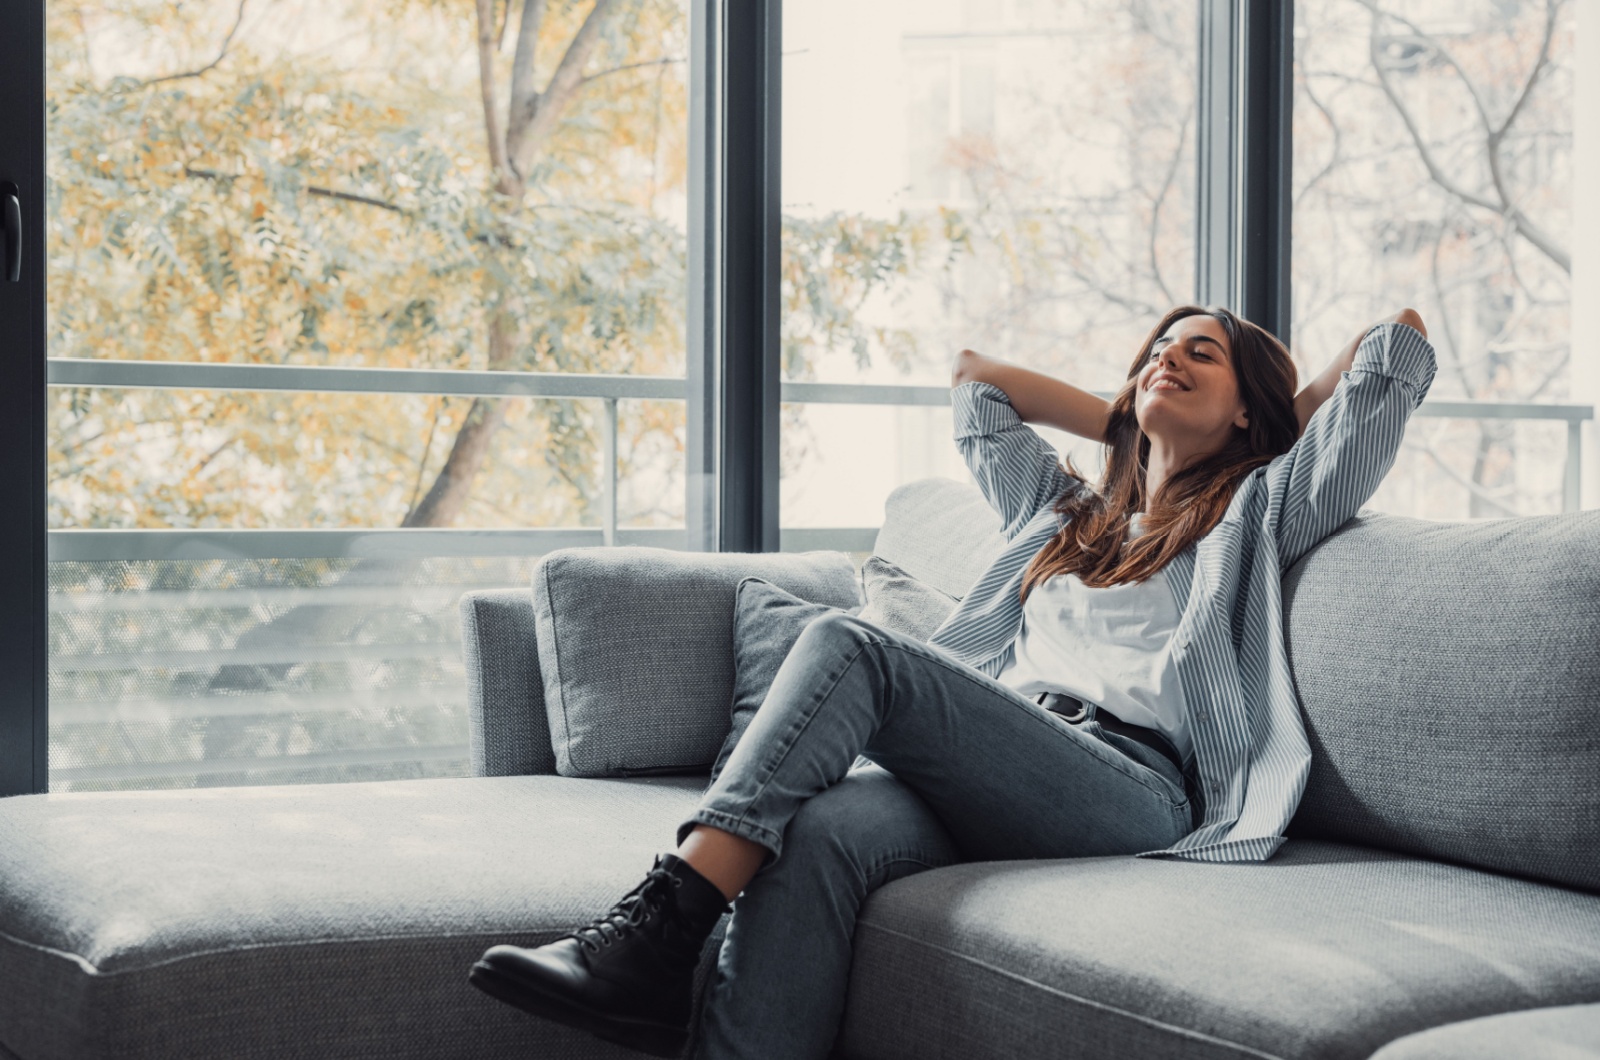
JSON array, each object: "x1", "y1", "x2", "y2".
[{"x1": 1036, "y1": 692, "x2": 1185, "y2": 778}]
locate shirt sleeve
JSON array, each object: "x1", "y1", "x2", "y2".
[
  {"x1": 950, "y1": 380, "x2": 1086, "y2": 541},
  {"x1": 1263, "y1": 321, "x2": 1438, "y2": 571}
]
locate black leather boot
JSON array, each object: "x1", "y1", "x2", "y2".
[{"x1": 469, "y1": 852, "x2": 732, "y2": 1057}]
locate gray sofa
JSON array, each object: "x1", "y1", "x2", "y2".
[{"x1": 1, "y1": 476, "x2": 1598, "y2": 1059}]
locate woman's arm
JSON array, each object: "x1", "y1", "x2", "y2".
[
  {"x1": 951, "y1": 349, "x2": 1111, "y2": 443},
  {"x1": 1293, "y1": 309, "x2": 1428, "y2": 435},
  {"x1": 1270, "y1": 318, "x2": 1437, "y2": 571}
]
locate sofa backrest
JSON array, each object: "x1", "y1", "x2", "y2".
[
  {"x1": 877, "y1": 479, "x2": 1600, "y2": 894},
  {"x1": 871, "y1": 476, "x2": 1007, "y2": 599},
  {"x1": 1281, "y1": 509, "x2": 1600, "y2": 893}
]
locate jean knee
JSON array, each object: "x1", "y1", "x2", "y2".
[
  {"x1": 797, "y1": 609, "x2": 876, "y2": 654},
  {"x1": 776, "y1": 767, "x2": 955, "y2": 883}
]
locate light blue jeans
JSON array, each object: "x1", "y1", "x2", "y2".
[{"x1": 675, "y1": 611, "x2": 1195, "y2": 1060}]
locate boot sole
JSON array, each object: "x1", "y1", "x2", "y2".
[{"x1": 468, "y1": 959, "x2": 689, "y2": 1058}]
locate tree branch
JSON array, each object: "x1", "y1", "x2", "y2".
[
  {"x1": 476, "y1": 0, "x2": 512, "y2": 192},
  {"x1": 1144, "y1": 113, "x2": 1187, "y2": 306},
  {"x1": 1404, "y1": 434, "x2": 1521, "y2": 517},
  {"x1": 1364, "y1": 4, "x2": 1570, "y2": 273},
  {"x1": 402, "y1": 399, "x2": 446, "y2": 525},
  {"x1": 136, "y1": 0, "x2": 249, "y2": 88},
  {"x1": 1482, "y1": 0, "x2": 1567, "y2": 271},
  {"x1": 506, "y1": 0, "x2": 623, "y2": 184},
  {"x1": 506, "y1": 0, "x2": 548, "y2": 149},
  {"x1": 578, "y1": 56, "x2": 686, "y2": 88},
  {"x1": 183, "y1": 166, "x2": 406, "y2": 213}
]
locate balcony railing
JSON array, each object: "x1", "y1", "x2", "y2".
[
  {"x1": 44, "y1": 359, "x2": 1594, "y2": 788},
  {"x1": 47, "y1": 357, "x2": 1594, "y2": 561}
]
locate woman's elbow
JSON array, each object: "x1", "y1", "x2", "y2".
[{"x1": 952, "y1": 348, "x2": 980, "y2": 387}]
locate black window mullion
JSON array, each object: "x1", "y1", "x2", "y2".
[
  {"x1": 1239, "y1": 0, "x2": 1294, "y2": 346},
  {"x1": 0, "y1": 0, "x2": 48, "y2": 796},
  {"x1": 716, "y1": 0, "x2": 781, "y2": 554},
  {"x1": 1196, "y1": 0, "x2": 1294, "y2": 347}
]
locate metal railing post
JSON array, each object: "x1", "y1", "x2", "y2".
[
  {"x1": 603, "y1": 397, "x2": 618, "y2": 547},
  {"x1": 1566, "y1": 420, "x2": 1583, "y2": 514}
]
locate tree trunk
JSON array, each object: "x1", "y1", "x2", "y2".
[{"x1": 402, "y1": 397, "x2": 508, "y2": 527}]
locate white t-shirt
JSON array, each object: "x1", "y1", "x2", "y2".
[{"x1": 995, "y1": 512, "x2": 1192, "y2": 761}]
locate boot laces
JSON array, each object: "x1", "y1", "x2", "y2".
[{"x1": 566, "y1": 866, "x2": 682, "y2": 953}]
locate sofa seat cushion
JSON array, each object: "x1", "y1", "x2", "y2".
[
  {"x1": 840, "y1": 840, "x2": 1600, "y2": 1060},
  {"x1": 0, "y1": 776, "x2": 718, "y2": 1060},
  {"x1": 1366, "y1": 1002, "x2": 1600, "y2": 1059}
]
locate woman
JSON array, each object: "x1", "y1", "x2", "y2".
[{"x1": 468, "y1": 304, "x2": 1437, "y2": 1059}]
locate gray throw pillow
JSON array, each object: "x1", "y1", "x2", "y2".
[
  {"x1": 534, "y1": 547, "x2": 862, "y2": 778},
  {"x1": 856, "y1": 555, "x2": 960, "y2": 642},
  {"x1": 710, "y1": 577, "x2": 847, "y2": 785}
]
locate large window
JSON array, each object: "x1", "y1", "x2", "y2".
[
  {"x1": 1293, "y1": 0, "x2": 1577, "y2": 518},
  {"x1": 46, "y1": 0, "x2": 693, "y2": 789},
  {"x1": 11, "y1": 0, "x2": 1589, "y2": 797},
  {"x1": 779, "y1": 0, "x2": 1198, "y2": 530}
]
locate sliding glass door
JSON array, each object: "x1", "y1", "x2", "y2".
[{"x1": 40, "y1": 0, "x2": 696, "y2": 791}]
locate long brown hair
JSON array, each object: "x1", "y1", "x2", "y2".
[{"x1": 1019, "y1": 305, "x2": 1299, "y2": 600}]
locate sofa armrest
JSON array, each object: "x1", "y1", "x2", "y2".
[{"x1": 459, "y1": 589, "x2": 558, "y2": 776}]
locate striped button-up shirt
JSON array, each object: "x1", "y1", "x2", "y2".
[{"x1": 925, "y1": 322, "x2": 1437, "y2": 862}]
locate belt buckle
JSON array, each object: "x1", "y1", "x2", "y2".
[{"x1": 1039, "y1": 692, "x2": 1089, "y2": 724}]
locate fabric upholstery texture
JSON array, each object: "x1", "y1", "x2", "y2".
[
  {"x1": 710, "y1": 577, "x2": 847, "y2": 785},
  {"x1": 855, "y1": 555, "x2": 961, "y2": 642},
  {"x1": 839, "y1": 841, "x2": 1600, "y2": 1060},
  {"x1": 868, "y1": 478, "x2": 1006, "y2": 600},
  {"x1": 0, "y1": 776, "x2": 723, "y2": 1060},
  {"x1": 1367, "y1": 1003, "x2": 1600, "y2": 1059},
  {"x1": 1281, "y1": 509, "x2": 1600, "y2": 892},
  {"x1": 533, "y1": 546, "x2": 862, "y2": 778},
  {"x1": 459, "y1": 588, "x2": 555, "y2": 777}
]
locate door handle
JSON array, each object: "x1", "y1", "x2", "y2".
[{"x1": 2, "y1": 183, "x2": 19, "y2": 282}]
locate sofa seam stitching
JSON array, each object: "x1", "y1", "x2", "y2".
[
  {"x1": 541, "y1": 557, "x2": 575, "y2": 775},
  {"x1": 0, "y1": 920, "x2": 629, "y2": 980},
  {"x1": 853, "y1": 920, "x2": 1288, "y2": 1060}
]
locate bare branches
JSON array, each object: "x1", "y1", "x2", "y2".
[
  {"x1": 1145, "y1": 113, "x2": 1187, "y2": 306},
  {"x1": 1363, "y1": 0, "x2": 1570, "y2": 273},
  {"x1": 1484, "y1": 0, "x2": 1564, "y2": 264},
  {"x1": 1405, "y1": 434, "x2": 1521, "y2": 517},
  {"x1": 136, "y1": 0, "x2": 250, "y2": 88}
]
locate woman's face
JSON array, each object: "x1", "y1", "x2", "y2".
[{"x1": 1133, "y1": 314, "x2": 1249, "y2": 445}]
